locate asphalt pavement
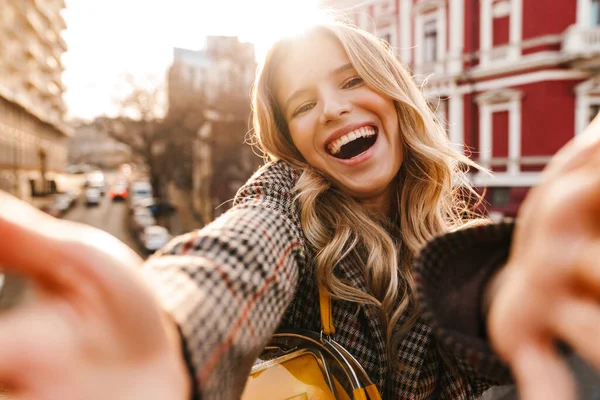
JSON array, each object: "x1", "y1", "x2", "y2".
[{"x1": 63, "y1": 191, "x2": 141, "y2": 255}]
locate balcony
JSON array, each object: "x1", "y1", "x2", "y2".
[
  {"x1": 479, "y1": 44, "x2": 519, "y2": 68},
  {"x1": 489, "y1": 45, "x2": 510, "y2": 63},
  {"x1": 563, "y1": 25, "x2": 600, "y2": 66}
]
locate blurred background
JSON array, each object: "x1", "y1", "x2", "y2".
[
  {"x1": 0, "y1": 0, "x2": 597, "y2": 256},
  {"x1": 1, "y1": 1, "x2": 600, "y2": 399}
]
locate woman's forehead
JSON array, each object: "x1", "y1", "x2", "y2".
[{"x1": 274, "y1": 35, "x2": 352, "y2": 100}]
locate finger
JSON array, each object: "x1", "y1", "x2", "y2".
[
  {"x1": 0, "y1": 192, "x2": 167, "y2": 350},
  {"x1": 0, "y1": 191, "x2": 142, "y2": 295},
  {"x1": 551, "y1": 298, "x2": 600, "y2": 373},
  {"x1": 0, "y1": 191, "x2": 85, "y2": 290},
  {"x1": 511, "y1": 343, "x2": 577, "y2": 400},
  {"x1": 573, "y1": 240, "x2": 600, "y2": 292}
]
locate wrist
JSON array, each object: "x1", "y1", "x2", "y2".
[{"x1": 163, "y1": 315, "x2": 194, "y2": 399}]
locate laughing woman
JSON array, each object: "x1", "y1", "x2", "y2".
[{"x1": 0, "y1": 18, "x2": 599, "y2": 400}]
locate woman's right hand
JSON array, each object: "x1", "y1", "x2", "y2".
[{"x1": 0, "y1": 191, "x2": 191, "y2": 400}]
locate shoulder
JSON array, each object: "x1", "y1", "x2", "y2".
[{"x1": 233, "y1": 160, "x2": 300, "y2": 209}]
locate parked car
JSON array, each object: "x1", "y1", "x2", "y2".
[
  {"x1": 140, "y1": 225, "x2": 172, "y2": 254},
  {"x1": 109, "y1": 183, "x2": 128, "y2": 201},
  {"x1": 135, "y1": 197, "x2": 177, "y2": 217},
  {"x1": 66, "y1": 190, "x2": 79, "y2": 206},
  {"x1": 40, "y1": 202, "x2": 62, "y2": 218},
  {"x1": 85, "y1": 187, "x2": 101, "y2": 207},
  {"x1": 129, "y1": 180, "x2": 153, "y2": 208},
  {"x1": 131, "y1": 207, "x2": 156, "y2": 234},
  {"x1": 55, "y1": 193, "x2": 74, "y2": 213}
]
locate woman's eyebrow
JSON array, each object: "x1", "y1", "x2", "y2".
[
  {"x1": 283, "y1": 63, "x2": 356, "y2": 115},
  {"x1": 331, "y1": 63, "x2": 354, "y2": 76}
]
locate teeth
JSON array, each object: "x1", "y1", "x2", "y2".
[{"x1": 327, "y1": 126, "x2": 376, "y2": 155}]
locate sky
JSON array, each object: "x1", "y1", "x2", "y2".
[{"x1": 62, "y1": 0, "x2": 322, "y2": 121}]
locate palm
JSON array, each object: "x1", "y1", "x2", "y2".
[{"x1": 0, "y1": 192, "x2": 189, "y2": 400}]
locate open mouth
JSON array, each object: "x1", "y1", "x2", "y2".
[{"x1": 327, "y1": 126, "x2": 378, "y2": 160}]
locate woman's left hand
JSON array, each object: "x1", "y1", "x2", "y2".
[
  {"x1": 487, "y1": 115, "x2": 600, "y2": 400},
  {"x1": 0, "y1": 191, "x2": 191, "y2": 400}
]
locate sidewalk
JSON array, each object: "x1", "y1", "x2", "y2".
[{"x1": 166, "y1": 182, "x2": 204, "y2": 236}]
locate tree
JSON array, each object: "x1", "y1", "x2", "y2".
[{"x1": 97, "y1": 76, "x2": 208, "y2": 200}]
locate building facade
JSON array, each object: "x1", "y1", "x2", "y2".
[
  {"x1": 67, "y1": 119, "x2": 132, "y2": 169},
  {"x1": 0, "y1": 0, "x2": 70, "y2": 200},
  {"x1": 322, "y1": 0, "x2": 595, "y2": 219},
  {"x1": 167, "y1": 37, "x2": 260, "y2": 224}
]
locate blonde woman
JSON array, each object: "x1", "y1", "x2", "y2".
[{"x1": 0, "y1": 19, "x2": 599, "y2": 400}]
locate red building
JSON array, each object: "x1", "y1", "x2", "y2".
[{"x1": 322, "y1": 0, "x2": 598, "y2": 220}]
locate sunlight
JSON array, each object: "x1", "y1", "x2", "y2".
[
  {"x1": 62, "y1": 0, "x2": 327, "y2": 119},
  {"x1": 238, "y1": 0, "x2": 328, "y2": 61}
]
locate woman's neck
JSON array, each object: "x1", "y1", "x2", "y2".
[{"x1": 358, "y1": 183, "x2": 397, "y2": 220}]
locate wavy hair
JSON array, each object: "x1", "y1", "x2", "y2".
[{"x1": 251, "y1": 18, "x2": 488, "y2": 369}]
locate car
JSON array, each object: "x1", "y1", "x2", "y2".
[
  {"x1": 85, "y1": 171, "x2": 107, "y2": 196},
  {"x1": 140, "y1": 225, "x2": 172, "y2": 254},
  {"x1": 134, "y1": 197, "x2": 177, "y2": 217},
  {"x1": 131, "y1": 207, "x2": 156, "y2": 234},
  {"x1": 85, "y1": 187, "x2": 101, "y2": 207},
  {"x1": 109, "y1": 183, "x2": 128, "y2": 201},
  {"x1": 129, "y1": 180, "x2": 153, "y2": 208},
  {"x1": 40, "y1": 202, "x2": 62, "y2": 218},
  {"x1": 54, "y1": 193, "x2": 74, "y2": 213}
]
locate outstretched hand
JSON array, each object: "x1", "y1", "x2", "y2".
[
  {"x1": 0, "y1": 192, "x2": 190, "y2": 400},
  {"x1": 488, "y1": 115, "x2": 600, "y2": 400}
]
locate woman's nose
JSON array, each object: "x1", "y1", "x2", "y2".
[{"x1": 319, "y1": 92, "x2": 352, "y2": 124}]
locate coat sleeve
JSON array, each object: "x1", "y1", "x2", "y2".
[
  {"x1": 413, "y1": 221, "x2": 515, "y2": 394},
  {"x1": 140, "y1": 161, "x2": 306, "y2": 399}
]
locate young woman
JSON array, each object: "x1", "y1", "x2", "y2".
[{"x1": 0, "y1": 19, "x2": 598, "y2": 400}]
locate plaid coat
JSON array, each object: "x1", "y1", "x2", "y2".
[{"x1": 142, "y1": 160, "x2": 515, "y2": 399}]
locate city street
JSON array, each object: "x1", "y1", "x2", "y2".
[{"x1": 63, "y1": 192, "x2": 142, "y2": 257}]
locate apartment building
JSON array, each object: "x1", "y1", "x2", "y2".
[
  {"x1": 0, "y1": 0, "x2": 70, "y2": 200},
  {"x1": 167, "y1": 37, "x2": 260, "y2": 224}
]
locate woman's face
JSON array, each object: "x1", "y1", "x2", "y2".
[{"x1": 275, "y1": 33, "x2": 404, "y2": 206}]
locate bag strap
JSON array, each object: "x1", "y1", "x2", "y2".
[
  {"x1": 318, "y1": 285, "x2": 335, "y2": 335},
  {"x1": 319, "y1": 286, "x2": 383, "y2": 399}
]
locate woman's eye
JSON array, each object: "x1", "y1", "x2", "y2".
[
  {"x1": 292, "y1": 103, "x2": 315, "y2": 117},
  {"x1": 343, "y1": 77, "x2": 364, "y2": 89}
]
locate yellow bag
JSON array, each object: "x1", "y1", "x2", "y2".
[{"x1": 241, "y1": 287, "x2": 382, "y2": 400}]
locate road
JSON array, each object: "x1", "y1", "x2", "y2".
[{"x1": 63, "y1": 192, "x2": 142, "y2": 256}]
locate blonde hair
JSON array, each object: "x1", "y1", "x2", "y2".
[{"x1": 251, "y1": 19, "x2": 488, "y2": 369}]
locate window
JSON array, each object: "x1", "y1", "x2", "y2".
[
  {"x1": 592, "y1": 0, "x2": 600, "y2": 26},
  {"x1": 424, "y1": 20, "x2": 437, "y2": 63},
  {"x1": 480, "y1": 0, "x2": 522, "y2": 66}
]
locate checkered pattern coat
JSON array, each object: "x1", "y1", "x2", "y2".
[{"x1": 142, "y1": 160, "x2": 515, "y2": 399}]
